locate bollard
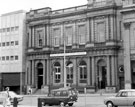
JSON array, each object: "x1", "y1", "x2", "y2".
[
  {"x1": 38, "y1": 98, "x2": 42, "y2": 107},
  {"x1": 13, "y1": 97, "x2": 18, "y2": 107}
]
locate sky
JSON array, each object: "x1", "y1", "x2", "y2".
[{"x1": 0, "y1": 0, "x2": 87, "y2": 15}]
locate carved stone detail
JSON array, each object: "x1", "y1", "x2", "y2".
[{"x1": 124, "y1": 22, "x2": 131, "y2": 29}]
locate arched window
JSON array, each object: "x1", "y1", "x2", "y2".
[
  {"x1": 54, "y1": 62, "x2": 61, "y2": 83},
  {"x1": 79, "y1": 61, "x2": 87, "y2": 83},
  {"x1": 66, "y1": 62, "x2": 73, "y2": 81}
]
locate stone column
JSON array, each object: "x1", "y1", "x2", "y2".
[
  {"x1": 86, "y1": 18, "x2": 90, "y2": 43},
  {"x1": 47, "y1": 59, "x2": 49, "y2": 85},
  {"x1": 111, "y1": 56, "x2": 115, "y2": 86},
  {"x1": 47, "y1": 25, "x2": 50, "y2": 46},
  {"x1": 91, "y1": 57, "x2": 95, "y2": 86},
  {"x1": 32, "y1": 60, "x2": 35, "y2": 86},
  {"x1": 107, "y1": 56, "x2": 110, "y2": 86},
  {"x1": 87, "y1": 57, "x2": 90, "y2": 85},
  {"x1": 28, "y1": 26, "x2": 32, "y2": 47},
  {"x1": 32, "y1": 26, "x2": 35, "y2": 47},
  {"x1": 106, "y1": 16, "x2": 109, "y2": 40},
  {"x1": 110, "y1": 15, "x2": 114, "y2": 40},
  {"x1": 28, "y1": 60, "x2": 32, "y2": 85},
  {"x1": 73, "y1": 58, "x2": 77, "y2": 85},
  {"x1": 124, "y1": 22, "x2": 131, "y2": 89},
  {"x1": 60, "y1": 59, "x2": 64, "y2": 84},
  {"x1": 91, "y1": 18, "x2": 94, "y2": 42},
  {"x1": 43, "y1": 60, "x2": 45, "y2": 85}
]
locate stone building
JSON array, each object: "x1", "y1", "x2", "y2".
[
  {"x1": 121, "y1": 0, "x2": 135, "y2": 89},
  {"x1": 26, "y1": 0, "x2": 123, "y2": 93}
]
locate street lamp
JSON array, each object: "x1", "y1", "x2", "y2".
[{"x1": 64, "y1": 36, "x2": 67, "y2": 88}]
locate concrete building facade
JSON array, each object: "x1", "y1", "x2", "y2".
[
  {"x1": 0, "y1": 10, "x2": 26, "y2": 93},
  {"x1": 26, "y1": 0, "x2": 124, "y2": 93}
]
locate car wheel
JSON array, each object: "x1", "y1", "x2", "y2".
[
  {"x1": 60, "y1": 102, "x2": 64, "y2": 107},
  {"x1": 68, "y1": 103, "x2": 73, "y2": 106},
  {"x1": 107, "y1": 102, "x2": 114, "y2": 107}
]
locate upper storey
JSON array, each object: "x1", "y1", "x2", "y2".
[{"x1": 26, "y1": 0, "x2": 122, "y2": 55}]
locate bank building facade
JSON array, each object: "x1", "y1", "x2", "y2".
[{"x1": 25, "y1": 0, "x2": 124, "y2": 93}]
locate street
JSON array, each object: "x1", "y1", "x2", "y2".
[
  {"x1": 16, "y1": 94, "x2": 110, "y2": 107},
  {"x1": 1, "y1": 93, "x2": 134, "y2": 107}
]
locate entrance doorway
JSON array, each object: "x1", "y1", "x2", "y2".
[
  {"x1": 37, "y1": 63, "x2": 43, "y2": 89},
  {"x1": 97, "y1": 60, "x2": 107, "y2": 89}
]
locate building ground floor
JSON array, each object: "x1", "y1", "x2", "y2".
[
  {"x1": 0, "y1": 72, "x2": 25, "y2": 94},
  {"x1": 26, "y1": 49, "x2": 125, "y2": 93}
]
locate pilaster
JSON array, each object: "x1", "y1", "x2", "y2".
[
  {"x1": 43, "y1": 60, "x2": 45, "y2": 86},
  {"x1": 107, "y1": 56, "x2": 110, "y2": 86},
  {"x1": 91, "y1": 18, "x2": 94, "y2": 42},
  {"x1": 32, "y1": 26, "x2": 35, "y2": 47},
  {"x1": 124, "y1": 22, "x2": 131, "y2": 89},
  {"x1": 87, "y1": 57, "x2": 90, "y2": 85},
  {"x1": 73, "y1": 58, "x2": 77, "y2": 85},
  {"x1": 92, "y1": 57, "x2": 95, "y2": 86},
  {"x1": 32, "y1": 60, "x2": 35, "y2": 86},
  {"x1": 28, "y1": 27, "x2": 32, "y2": 47},
  {"x1": 111, "y1": 56, "x2": 115, "y2": 86}
]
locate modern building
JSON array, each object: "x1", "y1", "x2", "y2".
[
  {"x1": 0, "y1": 10, "x2": 26, "y2": 93},
  {"x1": 26, "y1": 0, "x2": 124, "y2": 93},
  {"x1": 121, "y1": 0, "x2": 135, "y2": 89}
]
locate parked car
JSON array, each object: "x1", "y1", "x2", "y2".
[
  {"x1": 38, "y1": 87, "x2": 78, "y2": 106},
  {"x1": 104, "y1": 89, "x2": 135, "y2": 107},
  {"x1": 0, "y1": 91, "x2": 23, "y2": 104}
]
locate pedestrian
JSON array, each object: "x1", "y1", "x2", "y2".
[
  {"x1": 28, "y1": 87, "x2": 32, "y2": 94},
  {"x1": 3, "y1": 87, "x2": 11, "y2": 107}
]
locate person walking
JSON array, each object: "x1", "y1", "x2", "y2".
[{"x1": 3, "y1": 87, "x2": 11, "y2": 107}]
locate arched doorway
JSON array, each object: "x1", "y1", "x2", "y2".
[
  {"x1": 37, "y1": 63, "x2": 43, "y2": 89},
  {"x1": 97, "y1": 59, "x2": 107, "y2": 89}
]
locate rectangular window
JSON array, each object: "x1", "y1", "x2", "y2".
[
  {"x1": 131, "y1": 29, "x2": 135, "y2": 48},
  {"x1": 0, "y1": 43, "x2": 1, "y2": 47},
  {"x1": 6, "y1": 56, "x2": 9, "y2": 60},
  {"x1": 11, "y1": 41, "x2": 14, "y2": 46},
  {"x1": 11, "y1": 27, "x2": 14, "y2": 32},
  {"x1": 78, "y1": 25, "x2": 86, "y2": 44},
  {"x1": 15, "y1": 56, "x2": 18, "y2": 60},
  {"x1": 53, "y1": 28, "x2": 60, "y2": 46},
  {"x1": 2, "y1": 56, "x2": 5, "y2": 61},
  {"x1": 65, "y1": 27, "x2": 72, "y2": 45},
  {"x1": 15, "y1": 41, "x2": 19, "y2": 45},
  {"x1": 6, "y1": 42, "x2": 10, "y2": 46},
  {"x1": 0, "y1": 29, "x2": 2, "y2": 33},
  {"x1": 2, "y1": 42, "x2": 5, "y2": 46},
  {"x1": 97, "y1": 22, "x2": 105, "y2": 42},
  {"x1": 55, "y1": 67, "x2": 61, "y2": 83},
  {"x1": 10, "y1": 56, "x2": 14, "y2": 60},
  {"x1": 15, "y1": 26, "x2": 19, "y2": 31},
  {"x1": 3, "y1": 28, "x2": 6, "y2": 32},
  {"x1": 37, "y1": 30, "x2": 43, "y2": 47},
  {"x1": 7, "y1": 28, "x2": 10, "y2": 32}
]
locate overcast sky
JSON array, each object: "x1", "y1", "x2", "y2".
[{"x1": 0, "y1": 0, "x2": 87, "y2": 15}]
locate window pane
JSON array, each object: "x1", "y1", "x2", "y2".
[
  {"x1": 78, "y1": 25, "x2": 85, "y2": 44},
  {"x1": 65, "y1": 27, "x2": 72, "y2": 45},
  {"x1": 97, "y1": 22, "x2": 105, "y2": 42}
]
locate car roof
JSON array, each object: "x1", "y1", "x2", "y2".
[
  {"x1": 119, "y1": 89, "x2": 135, "y2": 92},
  {"x1": 51, "y1": 87, "x2": 74, "y2": 92}
]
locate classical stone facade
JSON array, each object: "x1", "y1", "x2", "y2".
[
  {"x1": 121, "y1": 0, "x2": 135, "y2": 89},
  {"x1": 26, "y1": 0, "x2": 123, "y2": 93}
]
